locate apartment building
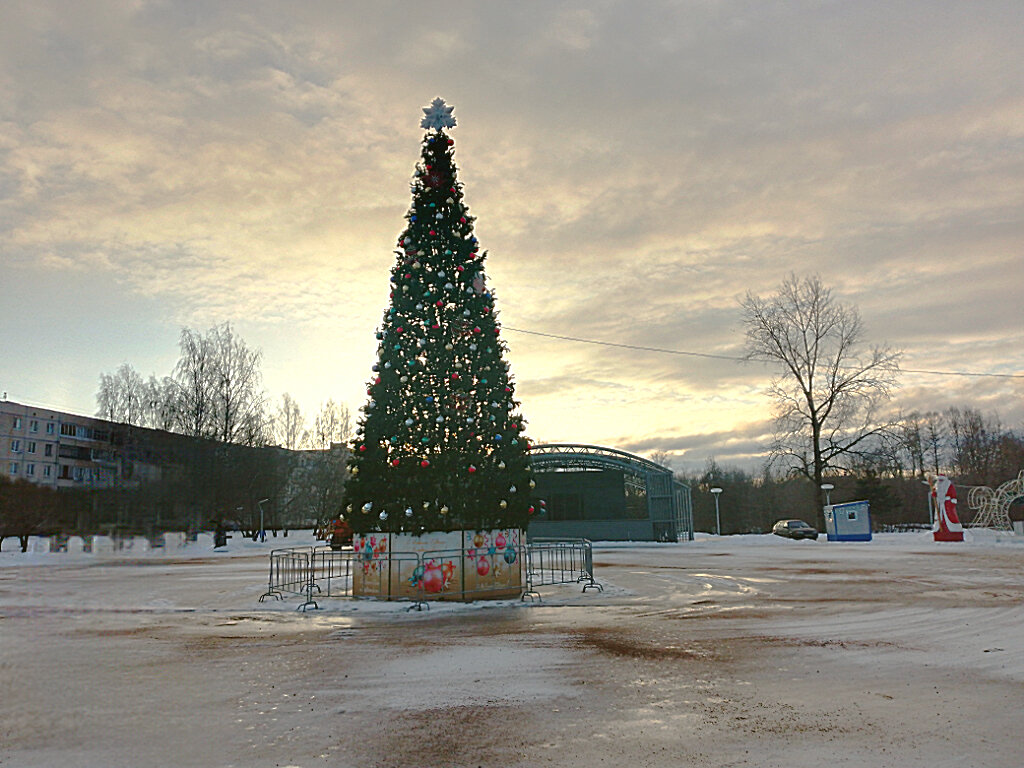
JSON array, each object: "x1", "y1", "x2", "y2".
[{"x1": 0, "y1": 398, "x2": 148, "y2": 491}]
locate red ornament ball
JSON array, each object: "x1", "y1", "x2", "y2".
[
  {"x1": 422, "y1": 564, "x2": 444, "y2": 593},
  {"x1": 468, "y1": 465, "x2": 477, "y2": 473},
  {"x1": 359, "y1": 445, "x2": 367, "y2": 452},
  {"x1": 421, "y1": 460, "x2": 430, "y2": 468},
  {"x1": 391, "y1": 459, "x2": 400, "y2": 467}
]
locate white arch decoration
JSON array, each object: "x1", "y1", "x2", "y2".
[{"x1": 966, "y1": 470, "x2": 1024, "y2": 531}]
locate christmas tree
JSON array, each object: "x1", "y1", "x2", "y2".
[{"x1": 344, "y1": 98, "x2": 536, "y2": 535}]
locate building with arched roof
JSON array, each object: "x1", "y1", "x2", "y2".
[{"x1": 527, "y1": 444, "x2": 693, "y2": 542}]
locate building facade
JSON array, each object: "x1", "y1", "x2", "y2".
[{"x1": 1, "y1": 398, "x2": 156, "y2": 491}]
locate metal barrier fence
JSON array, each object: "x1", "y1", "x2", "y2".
[
  {"x1": 524, "y1": 538, "x2": 601, "y2": 601},
  {"x1": 260, "y1": 538, "x2": 600, "y2": 611},
  {"x1": 259, "y1": 547, "x2": 320, "y2": 611}
]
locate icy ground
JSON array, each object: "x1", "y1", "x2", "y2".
[{"x1": 1, "y1": 531, "x2": 1023, "y2": 767}]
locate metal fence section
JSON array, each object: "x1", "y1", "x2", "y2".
[
  {"x1": 311, "y1": 546, "x2": 357, "y2": 597},
  {"x1": 259, "y1": 546, "x2": 319, "y2": 611},
  {"x1": 260, "y1": 538, "x2": 600, "y2": 610},
  {"x1": 523, "y1": 538, "x2": 602, "y2": 601}
]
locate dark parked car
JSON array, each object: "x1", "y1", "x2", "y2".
[{"x1": 772, "y1": 519, "x2": 819, "y2": 540}]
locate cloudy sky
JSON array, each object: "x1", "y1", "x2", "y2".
[{"x1": 2, "y1": 1, "x2": 1022, "y2": 471}]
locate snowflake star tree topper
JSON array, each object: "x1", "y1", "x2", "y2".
[{"x1": 420, "y1": 97, "x2": 457, "y2": 131}]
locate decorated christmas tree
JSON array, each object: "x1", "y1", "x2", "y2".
[{"x1": 343, "y1": 98, "x2": 536, "y2": 535}]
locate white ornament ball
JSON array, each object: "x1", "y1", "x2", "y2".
[{"x1": 379, "y1": 511, "x2": 388, "y2": 521}]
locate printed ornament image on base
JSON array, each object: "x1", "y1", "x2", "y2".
[
  {"x1": 352, "y1": 529, "x2": 524, "y2": 601},
  {"x1": 342, "y1": 98, "x2": 540, "y2": 600}
]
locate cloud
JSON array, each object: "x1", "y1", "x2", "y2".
[{"x1": 1, "y1": 1, "x2": 1022, "y2": 467}]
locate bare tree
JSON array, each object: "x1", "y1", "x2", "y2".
[
  {"x1": 95, "y1": 363, "x2": 146, "y2": 425},
  {"x1": 141, "y1": 375, "x2": 179, "y2": 431},
  {"x1": 741, "y1": 274, "x2": 902, "y2": 513},
  {"x1": 173, "y1": 327, "x2": 217, "y2": 439},
  {"x1": 647, "y1": 450, "x2": 673, "y2": 469},
  {"x1": 271, "y1": 393, "x2": 307, "y2": 449},
  {"x1": 307, "y1": 399, "x2": 352, "y2": 450},
  {"x1": 898, "y1": 410, "x2": 946, "y2": 477},
  {"x1": 208, "y1": 323, "x2": 265, "y2": 446},
  {"x1": 171, "y1": 323, "x2": 266, "y2": 445}
]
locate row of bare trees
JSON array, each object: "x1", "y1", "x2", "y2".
[
  {"x1": 96, "y1": 323, "x2": 352, "y2": 451},
  {"x1": 96, "y1": 324, "x2": 266, "y2": 445},
  {"x1": 87, "y1": 324, "x2": 355, "y2": 536},
  {"x1": 675, "y1": 411, "x2": 1024, "y2": 535}
]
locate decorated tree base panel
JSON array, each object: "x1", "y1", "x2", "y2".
[{"x1": 352, "y1": 529, "x2": 523, "y2": 601}]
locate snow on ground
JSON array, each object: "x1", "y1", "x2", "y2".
[{"x1": 1, "y1": 531, "x2": 1023, "y2": 767}]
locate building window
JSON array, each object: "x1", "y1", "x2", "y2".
[
  {"x1": 60, "y1": 423, "x2": 76, "y2": 436},
  {"x1": 26, "y1": 464, "x2": 35, "y2": 476},
  {"x1": 13, "y1": 417, "x2": 22, "y2": 429},
  {"x1": 8, "y1": 463, "x2": 17, "y2": 475},
  {"x1": 10, "y1": 439, "x2": 20, "y2": 452},
  {"x1": 27, "y1": 442, "x2": 36, "y2": 453},
  {"x1": 73, "y1": 467, "x2": 85, "y2": 481},
  {"x1": 46, "y1": 422, "x2": 55, "y2": 434},
  {"x1": 43, "y1": 465, "x2": 52, "y2": 477},
  {"x1": 44, "y1": 444, "x2": 53, "y2": 457},
  {"x1": 59, "y1": 465, "x2": 71, "y2": 479},
  {"x1": 29, "y1": 419, "x2": 39, "y2": 432}
]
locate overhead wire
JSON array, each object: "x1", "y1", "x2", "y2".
[{"x1": 503, "y1": 326, "x2": 1024, "y2": 380}]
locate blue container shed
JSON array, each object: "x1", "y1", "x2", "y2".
[{"x1": 824, "y1": 500, "x2": 872, "y2": 542}]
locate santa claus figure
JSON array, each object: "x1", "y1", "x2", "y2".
[{"x1": 930, "y1": 474, "x2": 964, "y2": 542}]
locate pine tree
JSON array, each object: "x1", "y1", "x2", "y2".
[{"x1": 343, "y1": 98, "x2": 536, "y2": 535}]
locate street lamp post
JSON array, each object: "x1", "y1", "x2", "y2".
[
  {"x1": 710, "y1": 487, "x2": 723, "y2": 536},
  {"x1": 257, "y1": 498, "x2": 269, "y2": 543},
  {"x1": 820, "y1": 483, "x2": 834, "y2": 506}
]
